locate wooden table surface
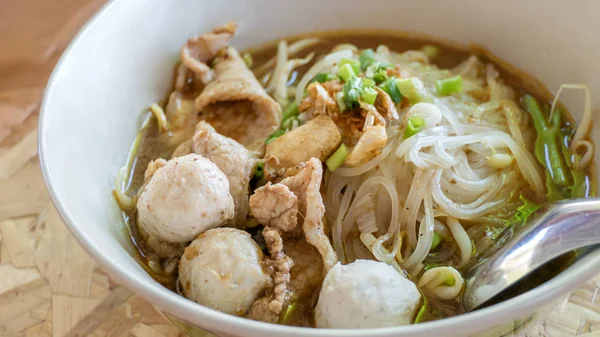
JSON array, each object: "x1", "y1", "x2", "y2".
[
  {"x1": 1, "y1": 1, "x2": 599, "y2": 336},
  {"x1": 0, "y1": 1, "x2": 184, "y2": 336}
]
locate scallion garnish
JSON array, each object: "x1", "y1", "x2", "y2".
[
  {"x1": 335, "y1": 91, "x2": 347, "y2": 112},
  {"x1": 343, "y1": 77, "x2": 362, "y2": 109},
  {"x1": 311, "y1": 72, "x2": 336, "y2": 83},
  {"x1": 380, "y1": 77, "x2": 403, "y2": 103},
  {"x1": 338, "y1": 63, "x2": 356, "y2": 82},
  {"x1": 404, "y1": 115, "x2": 426, "y2": 139},
  {"x1": 339, "y1": 58, "x2": 361, "y2": 75},
  {"x1": 325, "y1": 144, "x2": 349, "y2": 171},
  {"x1": 265, "y1": 129, "x2": 285, "y2": 145},
  {"x1": 436, "y1": 75, "x2": 463, "y2": 95},
  {"x1": 281, "y1": 102, "x2": 299, "y2": 122},
  {"x1": 359, "y1": 48, "x2": 376, "y2": 71},
  {"x1": 396, "y1": 77, "x2": 428, "y2": 103},
  {"x1": 253, "y1": 162, "x2": 264, "y2": 180},
  {"x1": 361, "y1": 87, "x2": 378, "y2": 105}
]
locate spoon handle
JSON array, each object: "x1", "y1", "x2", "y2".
[{"x1": 463, "y1": 198, "x2": 600, "y2": 311}]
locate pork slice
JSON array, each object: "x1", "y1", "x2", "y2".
[
  {"x1": 280, "y1": 158, "x2": 338, "y2": 271},
  {"x1": 181, "y1": 22, "x2": 237, "y2": 84},
  {"x1": 195, "y1": 47, "x2": 281, "y2": 154},
  {"x1": 192, "y1": 121, "x2": 256, "y2": 227},
  {"x1": 249, "y1": 182, "x2": 298, "y2": 232}
]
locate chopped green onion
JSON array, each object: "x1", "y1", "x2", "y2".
[
  {"x1": 265, "y1": 129, "x2": 285, "y2": 145},
  {"x1": 361, "y1": 87, "x2": 378, "y2": 105},
  {"x1": 379, "y1": 77, "x2": 403, "y2": 104},
  {"x1": 421, "y1": 45, "x2": 439, "y2": 59},
  {"x1": 281, "y1": 102, "x2": 299, "y2": 122},
  {"x1": 396, "y1": 77, "x2": 428, "y2": 103},
  {"x1": 338, "y1": 63, "x2": 356, "y2": 82},
  {"x1": 346, "y1": 88, "x2": 361, "y2": 106},
  {"x1": 361, "y1": 77, "x2": 375, "y2": 88},
  {"x1": 404, "y1": 115, "x2": 426, "y2": 139},
  {"x1": 281, "y1": 116, "x2": 299, "y2": 130},
  {"x1": 343, "y1": 77, "x2": 362, "y2": 109},
  {"x1": 359, "y1": 48, "x2": 376, "y2": 70},
  {"x1": 372, "y1": 68, "x2": 388, "y2": 84},
  {"x1": 339, "y1": 58, "x2": 361, "y2": 75},
  {"x1": 242, "y1": 52, "x2": 253, "y2": 68},
  {"x1": 326, "y1": 144, "x2": 349, "y2": 171},
  {"x1": 430, "y1": 232, "x2": 442, "y2": 250},
  {"x1": 311, "y1": 72, "x2": 336, "y2": 83},
  {"x1": 253, "y1": 162, "x2": 264, "y2": 180},
  {"x1": 436, "y1": 75, "x2": 463, "y2": 95},
  {"x1": 335, "y1": 91, "x2": 347, "y2": 112}
]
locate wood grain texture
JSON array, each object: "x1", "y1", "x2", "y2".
[{"x1": 0, "y1": 0, "x2": 597, "y2": 336}]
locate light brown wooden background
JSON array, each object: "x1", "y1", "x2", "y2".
[{"x1": 0, "y1": 1, "x2": 184, "y2": 336}]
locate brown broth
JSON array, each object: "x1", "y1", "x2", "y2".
[{"x1": 119, "y1": 30, "x2": 595, "y2": 326}]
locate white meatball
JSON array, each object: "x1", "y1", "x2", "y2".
[
  {"x1": 315, "y1": 260, "x2": 421, "y2": 329},
  {"x1": 137, "y1": 154, "x2": 234, "y2": 243},
  {"x1": 179, "y1": 228, "x2": 272, "y2": 315}
]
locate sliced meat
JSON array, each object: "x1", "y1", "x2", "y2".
[
  {"x1": 344, "y1": 124, "x2": 388, "y2": 167},
  {"x1": 165, "y1": 92, "x2": 197, "y2": 146},
  {"x1": 181, "y1": 22, "x2": 237, "y2": 84},
  {"x1": 195, "y1": 47, "x2": 281, "y2": 154},
  {"x1": 374, "y1": 86, "x2": 399, "y2": 120},
  {"x1": 262, "y1": 226, "x2": 294, "y2": 314},
  {"x1": 265, "y1": 115, "x2": 341, "y2": 168},
  {"x1": 249, "y1": 183, "x2": 298, "y2": 232},
  {"x1": 280, "y1": 158, "x2": 338, "y2": 271},
  {"x1": 299, "y1": 82, "x2": 337, "y2": 120},
  {"x1": 192, "y1": 121, "x2": 256, "y2": 227}
]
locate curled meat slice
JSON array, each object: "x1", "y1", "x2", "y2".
[
  {"x1": 344, "y1": 124, "x2": 388, "y2": 167},
  {"x1": 249, "y1": 183, "x2": 298, "y2": 232},
  {"x1": 181, "y1": 22, "x2": 237, "y2": 84},
  {"x1": 265, "y1": 115, "x2": 341, "y2": 168},
  {"x1": 196, "y1": 47, "x2": 281, "y2": 154},
  {"x1": 280, "y1": 158, "x2": 338, "y2": 271},
  {"x1": 192, "y1": 121, "x2": 256, "y2": 227}
]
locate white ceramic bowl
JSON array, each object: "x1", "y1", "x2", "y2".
[{"x1": 39, "y1": 0, "x2": 600, "y2": 336}]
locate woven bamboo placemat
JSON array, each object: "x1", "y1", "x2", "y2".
[{"x1": 1, "y1": 0, "x2": 598, "y2": 336}]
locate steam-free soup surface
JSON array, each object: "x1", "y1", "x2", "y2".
[{"x1": 114, "y1": 28, "x2": 595, "y2": 328}]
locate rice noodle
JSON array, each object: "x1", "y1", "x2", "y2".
[
  {"x1": 322, "y1": 46, "x2": 576, "y2": 290},
  {"x1": 255, "y1": 37, "x2": 320, "y2": 76}
]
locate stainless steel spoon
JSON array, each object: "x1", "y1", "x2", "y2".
[{"x1": 463, "y1": 198, "x2": 600, "y2": 311}]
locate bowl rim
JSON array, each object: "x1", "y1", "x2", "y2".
[{"x1": 38, "y1": 1, "x2": 600, "y2": 335}]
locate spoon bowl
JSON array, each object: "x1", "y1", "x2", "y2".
[{"x1": 463, "y1": 198, "x2": 600, "y2": 311}]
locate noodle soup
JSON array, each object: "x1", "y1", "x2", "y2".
[{"x1": 112, "y1": 25, "x2": 595, "y2": 328}]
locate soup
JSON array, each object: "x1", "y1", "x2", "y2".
[{"x1": 112, "y1": 22, "x2": 595, "y2": 328}]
